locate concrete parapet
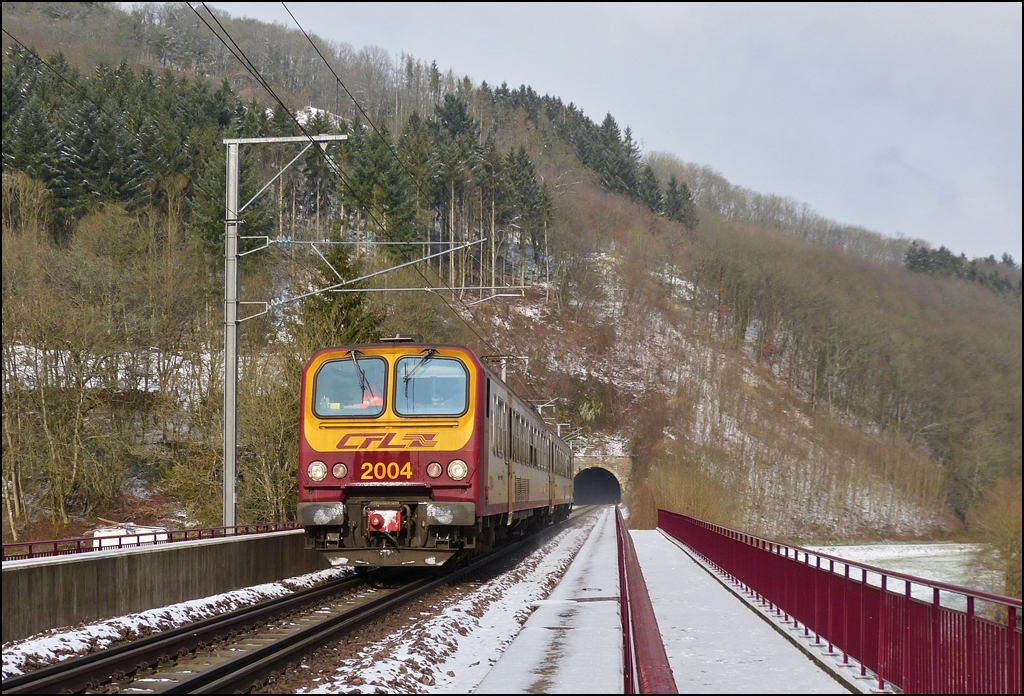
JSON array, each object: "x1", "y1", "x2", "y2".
[{"x1": 2, "y1": 530, "x2": 329, "y2": 643}]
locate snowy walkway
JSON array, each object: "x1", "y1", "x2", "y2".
[
  {"x1": 475, "y1": 506, "x2": 623, "y2": 694},
  {"x1": 632, "y1": 529, "x2": 849, "y2": 694}
]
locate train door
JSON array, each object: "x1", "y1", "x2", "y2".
[
  {"x1": 489, "y1": 388, "x2": 509, "y2": 509},
  {"x1": 548, "y1": 434, "x2": 555, "y2": 513},
  {"x1": 507, "y1": 408, "x2": 515, "y2": 524}
]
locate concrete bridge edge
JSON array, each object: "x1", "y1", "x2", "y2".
[{"x1": 2, "y1": 530, "x2": 329, "y2": 644}]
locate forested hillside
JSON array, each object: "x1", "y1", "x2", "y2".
[{"x1": 2, "y1": 2, "x2": 1020, "y2": 598}]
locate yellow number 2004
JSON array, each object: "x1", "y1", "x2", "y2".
[{"x1": 360, "y1": 461, "x2": 413, "y2": 480}]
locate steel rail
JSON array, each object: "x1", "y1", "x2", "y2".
[
  {"x1": 0, "y1": 573, "x2": 369, "y2": 694},
  {"x1": 3, "y1": 508, "x2": 595, "y2": 695},
  {"x1": 161, "y1": 515, "x2": 589, "y2": 694}
]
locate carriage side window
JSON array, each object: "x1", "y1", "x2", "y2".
[
  {"x1": 553, "y1": 447, "x2": 571, "y2": 478},
  {"x1": 500, "y1": 400, "x2": 508, "y2": 458},
  {"x1": 491, "y1": 396, "x2": 497, "y2": 456},
  {"x1": 394, "y1": 356, "x2": 468, "y2": 416},
  {"x1": 515, "y1": 413, "x2": 524, "y2": 464},
  {"x1": 512, "y1": 413, "x2": 520, "y2": 462},
  {"x1": 513, "y1": 413, "x2": 520, "y2": 463},
  {"x1": 313, "y1": 356, "x2": 387, "y2": 417},
  {"x1": 493, "y1": 397, "x2": 507, "y2": 458}
]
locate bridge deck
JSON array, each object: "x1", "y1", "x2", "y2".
[
  {"x1": 476, "y1": 507, "x2": 622, "y2": 693},
  {"x1": 477, "y1": 509, "x2": 853, "y2": 693},
  {"x1": 632, "y1": 529, "x2": 849, "y2": 694}
]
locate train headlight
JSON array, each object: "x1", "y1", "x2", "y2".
[
  {"x1": 307, "y1": 460, "x2": 327, "y2": 481},
  {"x1": 426, "y1": 462, "x2": 443, "y2": 478},
  {"x1": 332, "y1": 462, "x2": 348, "y2": 479},
  {"x1": 447, "y1": 459, "x2": 468, "y2": 481}
]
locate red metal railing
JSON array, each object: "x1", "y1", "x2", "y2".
[
  {"x1": 1, "y1": 521, "x2": 301, "y2": 562},
  {"x1": 617, "y1": 506, "x2": 678, "y2": 694},
  {"x1": 659, "y1": 509, "x2": 1022, "y2": 694}
]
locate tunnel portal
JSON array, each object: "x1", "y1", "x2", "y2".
[{"x1": 573, "y1": 467, "x2": 622, "y2": 505}]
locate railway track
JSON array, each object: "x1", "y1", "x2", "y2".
[{"x1": 3, "y1": 507, "x2": 597, "y2": 694}]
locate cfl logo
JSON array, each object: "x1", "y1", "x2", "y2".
[{"x1": 336, "y1": 432, "x2": 438, "y2": 450}]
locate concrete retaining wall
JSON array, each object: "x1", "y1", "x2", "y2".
[{"x1": 2, "y1": 530, "x2": 330, "y2": 643}]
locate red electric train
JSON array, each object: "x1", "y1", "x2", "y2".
[{"x1": 297, "y1": 340, "x2": 574, "y2": 567}]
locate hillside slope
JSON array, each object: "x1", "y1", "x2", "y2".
[{"x1": 2, "y1": 2, "x2": 1020, "y2": 595}]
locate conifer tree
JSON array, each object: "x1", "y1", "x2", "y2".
[
  {"x1": 664, "y1": 175, "x2": 699, "y2": 230},
  {"x1": 435, "y1": 93, "x2": 477, "y2": 141},
  {"x1": 352, "y1": 125, "x2": 417, "y2": 259},
  {"x1": 291, "y1": 242, "x2": 385, "y2": 355},
  {"x1": 678, "y1": 180, "x2": 698, "y2": 230},
  {"x1": 664, "y1": 175, "x2": 683, "y2": 221},
  {"x1": 637, "y1": 163, "x2": 662, "y2": 214},
  {"x1": 476, "y1": 140, "x2": 507, "y2": 287},
  {"x1": 398, "y1": 110, "x2": 437, "y2": 224},
  {"x1": 299, "y1": 110, "x2": 340, "y2": 241}
]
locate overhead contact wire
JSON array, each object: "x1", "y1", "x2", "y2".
[
  {"x1": 276, "y1": 3, "x2": 503, "y2": 355},
  {"x1": 193, "y1": 2, "x2": 496, "y2": 352}
]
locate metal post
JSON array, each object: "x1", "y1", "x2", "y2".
[
  {"x1": 932, "y1": 587, "x2": 940, "y2": 693},
  {"x1": 219, "y1": 134, "x2": 346, "y2": 529},
  {"x1": 1007, "y1": 606, "x2": 1018, "y2": 694},
  {"x1": 903, "y1": 581, "x2": 911, "y2": 689},
  {"x1": 879, "y1": 574, "x2": 888, "y2": 691},
  {"x1": 966, "y1": 596, "x2": 975, "y2": 693},
  {"x1": 223, "y1": 141, "x2": 239, "y2": 528}
]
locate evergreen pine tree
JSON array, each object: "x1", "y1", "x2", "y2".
[
  {"x1": 269, "y1": 101, "x2": 297, "y2": 136},
  {"x1": 664, "y1": 175, "x2": 683, "y2": 221},
  {"x1": 620, "y1": 127, "x2": 640, "y2": 195},
  {"x1": 299, "y1": 110, "x2": 340, "y2": 242},
  {"x1": 637, "y1": 163, "x2": 663, "y2": 214},
  {"x1": 398, "y1": 110, "x2": 438, "y2": 222},
  {"x1": 352, "y1": 125, "x2": 417, "y2": 259},
  {"x1": 291, "y1": 242, "x2": 385, "y2": 355},
  {"x1": 435, "y1": 94, "x2": 477, "y2": 141},
  {"x1": 677, "y1": 179, "x2": 699, "y2": 230},
  {"x1": 11, "y1": 95, "x2": 73, "y2": 235}
]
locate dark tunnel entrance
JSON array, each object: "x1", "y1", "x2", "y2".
[{"x1": 573, "y1": 467, "x2": 622, "y2": 505}]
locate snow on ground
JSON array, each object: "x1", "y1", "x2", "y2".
[
  {"x1": 633, "y1": 530, "x2": 847, "y2": 694},
  {"x1": 1, "y1": 568, "x2": 348, "y2": 678},
  {"x1": 475, "y1": 507, "x2": 621, "y2": 694},
  {"x1": 299, "y1": 513, "x2": 599, "y2": 694},
  {"x1": 510, "y1": 303, "x2": 543, "y2": 322}
]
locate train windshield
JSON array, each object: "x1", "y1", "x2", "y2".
[
  {"x1": 313, "y1": 355, "x2": 387, "y2": 417},
  {"x1": 394, "y1": 356, "x2": 468, "y2": 416}
]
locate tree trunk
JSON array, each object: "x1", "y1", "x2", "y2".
[{"x1": 490, "y1": 195, "x2": 496, "y2": 293}]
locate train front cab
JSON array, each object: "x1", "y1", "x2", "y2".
[{"x1": 298, "y1": 345, "x2": 485, "y2": 567}]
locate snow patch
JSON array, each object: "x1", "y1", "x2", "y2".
[
  {"x1": 299, "y1": 515, "x2": 599, "y2": 694},
  {"x1": 1, "y1": 568, "x2": 347, "y2": 678}
]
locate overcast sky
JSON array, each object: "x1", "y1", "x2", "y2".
[{"x1": 205, "y1": 2, "x2": 1022, "y2": 261}]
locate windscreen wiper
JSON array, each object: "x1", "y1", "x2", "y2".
[
  {"x1": 349, "y1": 350, "x2": 374, "y2": 398},
  {"x1": 403, "y1": 348, "x2": 437, "y2": 391}
]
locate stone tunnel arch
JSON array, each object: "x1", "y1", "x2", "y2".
[
  {"x1": 573, "y1": 467, "x2": 621, "y2": 504},
  {"x1": 573, "y1": 456, "x2": 632, "y2": 505}
]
